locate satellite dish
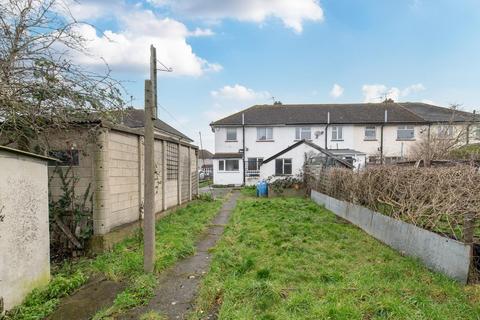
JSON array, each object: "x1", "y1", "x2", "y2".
[{"x1": 314, "y1": 130, "x2": 324, "y2": 139}]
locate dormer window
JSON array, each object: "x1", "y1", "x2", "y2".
[{"x1": 295, "y1": 127, "x2": 311, "y2": 140}]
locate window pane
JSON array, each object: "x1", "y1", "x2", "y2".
[
  {"x1": 226, "y1": 128, "x2": 237, "y2": 141},
  {"x1": 247, "y1": 158, "x2": 257, "y2": 170},
  {"x1": 275, "y1": 159, "x2": 283, "y2": 175},
  {"x1": 365, "y1": 126, "x2": 376, "y2": 139},
  {"x1": 266, "y1": 128, "x2": 273, "y2": 140},
  {"x1": 257, "y1": 128, "x2": 266, "y2": 140},
  {"x1": 295, "y1": 128, "x2": 300, "y2": 140},
  {"x1": 219, "y1": 160, "x2": 224, "y2": 171},
  {"x1": 225, "y1": 159, "x2": 239, "y2": 171},
  {"x1": 284, "y1": 159, "x2": 292, "y2": 174},
  {"x1": 397, "y1": 126, "x2": 415, "y2": 140},
  {"x1": 332, "y1": 126, "x2": 342, "y2": 140},
  {"x1": 49, "y1": 150, "x2": 80, "y2": 166},
  {"x1": 300, "y1": 127, "x2": 311, "y2": 140}
]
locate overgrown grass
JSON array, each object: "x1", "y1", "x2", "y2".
[
  {"x1": 191, "y1": 197, "x2": 480, "y2": 320},
  {"x1": 199, "y1": 179, "x2": 213, "y2": 188},
  {"x1": 6, "y1": 199, "x2": 222, "y2": 320}
]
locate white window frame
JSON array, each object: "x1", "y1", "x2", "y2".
[
  {"x1": 331, "y1": 126, "x2": 343, "y2": 141},
  {"x1": 397, "y1": 125, "x2": 415, "y2": 140},
  {"x1": 226, "y1": 128, "x2": 237, "y2": 141},
  {"x1": 275, "y1": 158, "x2": 292, "y2": 175},
  {"x1": 364, "y1": 126, "x2": 376, "y2": 140},
  {"x1": 295, "y1": 127, "x2": 311, "y2": 140},
  {"x1": 247, "y1": 157, "x2": 263, "y2": 171},
  {"x1": 218, "y1": 159, "x2": 239, "y2": 172},
  {"x1": 256, "y1": 127, "x2": 273, "y2": 141}
]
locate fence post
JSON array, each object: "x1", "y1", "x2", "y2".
[
  {"x1": 162, "y1": 140, "x2": 167, "y2": 211},
  {"x1": 464, "y1": 213, "x2": 475, "y2": 245}
]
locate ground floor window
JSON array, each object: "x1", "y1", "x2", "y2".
[
  {"x1": 247, "y1": 157, "x2": 263, "y2": 171},
  {"x1": 219, "y1": 159, "x2": 239, "y2": 171},
  {"x1": 275, "y1": 158, "x2": 292, "y2": 175}
]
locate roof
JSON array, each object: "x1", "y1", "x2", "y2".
[
  {"x1": 262, "y1": 140, "x2": 354, "y2": 169},
  {"x1": 212, "y1": 152, "x2": 243, "y2": 159},
  {"x1": 199, "y1": 149, "x2": 213, "y2": 159},
  {"x1": 121, "y1": 108, "x2": 193, "y2": 142},
  {"x1": 0, "y1": 145, "x2": 59, "y2": 162},
  {"x1": 327, "y1": 149, "x2": 366, "y2": 155},
  {"x1": 210, "y1": 102, "x2": 476, "y2": 126}
]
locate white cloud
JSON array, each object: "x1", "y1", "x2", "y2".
[
  {"x1": 401, "y1": 83, "x2": 425, "y2": 96},
  {"x1": 150, "y1": 0, "x2": 324, "y2": 33},
  {"x1": 330, "y1": 84, "x2": 344, "y2": 98},
  {"x1": 362, "y1": 83, "x2": 426, "y2": 103},
  {"x1": 188, "y1": 27, "x2": 215, "y2": 37},
  {"x1": 211, "y1": 84, "x2": 270, "y2": 101},
  {"x1": 62, "y1": 2, "x2": 220, "y2": 76}
]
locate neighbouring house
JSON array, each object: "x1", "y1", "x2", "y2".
[
  {"x1": 0, "y1": 146, "x2": 55, "y2": 312},
  {"x1": 210, "y1": 102, "x2": 479, "y2": 186},
  {"x1": 198, "y1": 149, "x2": 214, "y2": 178},
  {"x1": 260, "y1": 140, "x2": 353, "y2": 181},
  {"x1": 43, "y1": 108, "x2": 198, "y2": 251}
]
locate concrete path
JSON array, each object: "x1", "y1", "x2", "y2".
[{"x1": 118, "y1": 190, "x2": 239, "y2": 320}]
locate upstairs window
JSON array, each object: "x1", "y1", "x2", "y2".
[
  {"x1": 331, "y1": 126, "x2": 343, "y2": 140},
  {"x1": 364, "y1": 126, "x2": 376, "y2": 140},
  {"x1": 397, "y1": 125, "x2": 415, "y2": 140},
  {"x1": 275, "y1": 158, "x2": 292, "y2": 175},
  {"x1": 437, "y1": 125, "x2": 454, "y2": 138},
  {"x1": 166, "y1": 142, "x2": 179, "y2": 180},
  {"x1": 257, "y1": 127, "x2": 273, "y2": 141},
  {"x1": 219, "y1": 159, "x2": 239, "y2": 171},
  {"x1": 226, "y1": 128, "x2": 237, "y2": 141},
  {"x1": 475, "y1": 125, "x2": 480, "y2": 139},
  {"x1": 295, "y1": 127, "x2": 311, "y2": 140}
]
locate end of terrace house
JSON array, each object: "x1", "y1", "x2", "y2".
[{"x1": 209, "y1": 101, "x2": 480, "y2": 186}]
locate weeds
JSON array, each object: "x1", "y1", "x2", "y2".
[
  {"x1": 6, "y1": 199, "x2": 222, "y2": 320},
  {"x1": 191, "y1": 197, "x2": 480, "y2": 319}
]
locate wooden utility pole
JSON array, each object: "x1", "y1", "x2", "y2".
[{"x1": 144, "y1": 45, "x2": 157, "y2": 272}]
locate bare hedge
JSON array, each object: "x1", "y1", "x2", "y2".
[{"x1": 308, "y1": 165, "x2": 480, "y2": 241}]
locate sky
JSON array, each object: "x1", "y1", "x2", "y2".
[{"x1": 65, "y1": 0, "x2": 480, "y2": 151}]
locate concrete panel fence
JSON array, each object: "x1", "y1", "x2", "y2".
[{"x1": 311, "y1": 190, "x2": 472, "y2": 283}]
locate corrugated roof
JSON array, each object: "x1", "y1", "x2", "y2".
[
  {"x1": 210, "y1": 102, "x2": 475, "y2": 126},
  {"x1": 122, "y1": 108, "x2": 193, "y2": 141}
]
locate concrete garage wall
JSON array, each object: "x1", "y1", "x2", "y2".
[
  {"x1": 107, "y1": 131, "x2": 142, "y2": 231},
  {"x1": 311, "y1": 190, "x2": 472, "y2": 283},
  {"x1": 0, "y1": 150, "x2": 50, "y2": 311}
]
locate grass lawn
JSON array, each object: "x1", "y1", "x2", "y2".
[
  {"x1": 199, "y1": 179, "x2": 213, "y2": 188},
  {"x1": 5, "y1": 199, "x2": 222, "y2": 320},
  {"x1": 191, "y1": 196, "x2": 480, "y2": 320}
]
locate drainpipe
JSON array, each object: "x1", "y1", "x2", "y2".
[
  {"x1": 380, "y1": 110, "x2": 388, "y2": 164},
  {"x1": 242, "y1": 113, "x2": 246, "y2": 186},
  {"x1": 325, "y1": 111, "x2": 330, "y2": 149}
]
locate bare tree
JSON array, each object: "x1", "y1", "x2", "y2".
[
  {"x1": 0, "y1": 0, "x2": 125, "y2": 151},
  {"x1": 408, "y1": 104, "x2": 476, "y2": 163}
]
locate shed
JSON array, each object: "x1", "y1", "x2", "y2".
[{"x1": 0, "y1": 146, "x2": 56, "y2": 311}]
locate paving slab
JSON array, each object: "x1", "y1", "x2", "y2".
[{"x1": 118, "y1": 191, "x2": 239, "y2": 320}]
